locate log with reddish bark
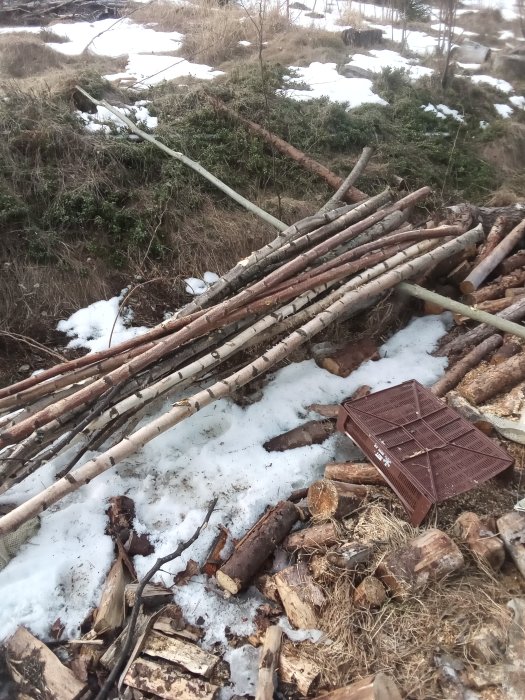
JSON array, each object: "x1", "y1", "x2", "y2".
[
  {"x1": 283, "y1": 521, "x2": 340, "y2": 551},
  {"x1": 324, "y1": 462, "x2": 385, "y2": 485},
  {"x1": 453, "y1": 512, "x2": 505, "y2": 570},
  {"x1": 263, "y1": 419, "x2": 336, "y2": 452},
  {"x1": 353, "y1": 576, "x2": 387, "y2": 608},
  {"x1": 465, "y1": 268, "x2": 525, "y2": 304},
  {"x1": 201, "y1": 525, "x2": 229, "y2": 577},
  {"x1": 216, "y1": 501, "x2": 299, "y2": 594},
  {"x1": 472, "y1": 215, "x2": 510, "y2": 266},
  {"x1": 273, "y1": 562, "x2": 325, "y2": 628},
  {"x1": 376, "y1": 529, "x2": 464, "y2": 596},
  {"x1": 459, "y1": 351, "x2": 525, "y2": 405},
  {"x1": 316, "y1": 338, "x2": 379, "y2": 378},
  {"x1": 497, "y1": 511, "x2": 525, "y2": 578},
  {"x1": 307, "y1": 479, "x2": 367, "y2": 520},
  {"x1": 453, "y1": 297, "x2": 517, "y2": 324},
  {"x1": 314, "y1": 674, "x2": 402, "y2": 700},
  {"x1": 500, "y1": 250, "x2": 525, "y2": 275},
  {"x1": 431, "y1": 334, "x2": 502, "y2": 397}
]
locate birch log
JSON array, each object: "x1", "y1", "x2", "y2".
[{"x1": 0, "y1": 226, "x2": 484, "y2": 536}]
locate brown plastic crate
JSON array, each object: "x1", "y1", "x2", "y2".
[{"x1": 337, "y1": 380, "x2": 513, "y2": 525}]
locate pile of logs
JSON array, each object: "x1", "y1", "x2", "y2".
[{"x1": 0, "y1": 0, "x2": 127, "y2": 25}]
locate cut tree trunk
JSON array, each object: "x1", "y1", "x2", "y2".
[
  {"x1": 273, "y1": 562, "x2": 325, "y2": 629},
  {"x1": 317, "y1": 338, "x2": 379, "y2": 378},
  {"x1": 307, "y1": 479, "x2": 367, "y2": 520},
  {"x1": 6, "y1": 626, "x2": 86, "y2": 700},
  {"x1": 497, "y1": 511, "x2": 525, "y2": 578},
  {"x1": 255, "y1": 625, "x2": 282, "y2": 700},
  {"x1": 279, "y1": 642, "x2": 321, "y2": 695},
  {"x1": 324, "y1": 462, "x2": 385, "y2": 485},
  {"x1": 453, "y1": 512, "x2": 505, "y2": 570},
  {"x1": 431, "y1": 334, "x2": 502, "y2": 397},
  {"x1": 459, "y1": 351, "x2": 525, "y2": 405},
  {"x1": 377, "y1": 529, "x2": 464, "y2": 596},
  {"x1": 465, "y1": 268, "x2": 525, "y2": 304},
  {"x1": 263, "y1": 419, "x2": 336, "y2": 451},
  {"x1": 216, "y1": 501, "x2": 299, "y2": 594},
  {"x1": 353, "y1": 576, "x2": 387, "y2": 608},
  {"x1": 123, "y1": 657, "x2": 218, "y2": 700},
  {"x1": 314, "y1": 673, "x2": 402, "y2": 700},
  {"x1": 282, "y1": 521, "x2": 340, "y2": 551}
]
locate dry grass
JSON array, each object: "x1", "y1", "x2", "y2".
[
  {"x1": 337, "y1": 6, "x2": 365, "y2": 28},
  {"x1": 0, "y1": 33, "x2": 66, "y2": 79},
  {"x1": 298, "y1": 504, "x2": 512, "y2": 698},
  {"x1": 255, "y1": 26, "x2": 346, "y2": 68}
]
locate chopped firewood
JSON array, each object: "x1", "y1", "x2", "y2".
[
  {"x1": 313, "y1": 673, "x2": 402, "y2": 699},
  {"x1": 125, "y1": 582, "x2": 173, "y2": 608},
  {"x1": 216, "y1": 501, "x2": 299, "y2": 595},
  {"x1": 279, "y1": 641, "x2": 321, "y2": 695},
  {"x1": 459, "y1": 351, "x2": 525, "y2": 405},
  {"x1": 100, "y1": 608, "x2": 150, "y2": 670},
  {"x1": 307, "y1": 403, "x2": 340, "y2": 418},
  {"x1": 142, "y1": 631, "x2": 219, "y2": 678},
  {"x1": 445, "y1": 392, "x2": 495, "y2": 435},
  {"x1": 324, "y1": 462, "x2": 385, "y2": 485},
  {"x1": 326, "y1": 542, "x2": 373, "y2": 570},
  {"x1": 376, "y1": 529, "x2": 464, "y2": 597},
  {"x1": 465, "y1": 267, "x2": 525, "y2": 304},
  {"x1": 124, "y1": 657, "x2": 219, "y2": 700},
  {"x1": 202, "y1": 525, "x2": 229, "y2": 577},
  {"x1": 263, "y1": 419, "x2": 335, "y2": 451},
  {"x1": 491, "y1": 339, "x2": 522, "y2": 364},
  {"x1": 317, "y1": 338, "x2": 379, "y2": 378},
  {"x1": 353, "y1": 576, "x2": 387, "y2": 608},
  {"x1": 273, "y1": 562, "x2": 325, "y2": 628},
  {"x1": 256, "y1": 574, "x2": 281, "y2": 603},
  {"x1": 174, "y1": 559, "x2": 200, "y2": 586},
  {"x1": 255, "y1": 625, "x2": 282, "y2": 700},
  {"x1": 93, "y1": 556, "x2": 128, "y2": 634},
  {"x1": 308, "y1": 479, "x2": 367, "y2": 520},
  {"x1": 6, "y1": 626, "x2": 86, "y2": 700},
  {"x1": 453, "y1": 512, "x2": 505, "y2": 570},
  {"x1": 497, "y1": 511, "x2": 525, "y2": 578},
  {"x1": 150, "y1": 604, "x2": 203, "y2": 642},
  {"x1": 283, "y1": 522, "x2": 339, "y2": 551},
  {"x1": 70, "y1": 629, "x2": 104, "y2": 683}
]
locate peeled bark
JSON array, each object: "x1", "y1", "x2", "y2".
[
  {"x1": 283, "y1": 522, "x2": 339, "y2": 551},
  {"x1": 263, "y1": 419, "x2": 335, "y2": 452},
  {"x1": 314, "y1": 674, "x2": 402, "y2": 700},
  {"x1": 324, "y1": 462, "x2": 385, "y2": 485},
  {"x1": 431, "y1": 334, "x2": 502, "y2": 397},
  {"x1": 273, "y1": 562, "x2": 325, "y2": 628},
  {"x1": 308, "y1": 480, "x2": 367, "y2": 520},
  {"x1": 216, "y1": 501, "x2": 299, "y2": 594},
  {"x1": 453, "y1": 512, "x2": 505, "y2": 570},
  {"x1": 377, "y1": 529, "x2": 464, "y2": 596},
  {"x1": 459, "y1": 351, "x2": 525, "y2": 405}
]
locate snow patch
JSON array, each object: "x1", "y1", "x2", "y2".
[
  {"x1": 423, "y1": 103, "x2": 465, "y2": 122},
  {"x1": 105, "y1": 53, "x2": 223, "y2": 87},
  {"x1": 470, "y1": 74, "x2": 514, "y2": 93},
  {"x1": 494, "y1": 103, "x2": 513, "y2": 117},
  {"x1": 510, "y1": 95, "x2": 525, "y2": 109},
  {"x1": 367, "y1": 24, "x2": 439, "y2": 54},
  {"x1": 347, "y1": 49, "x2": 433, "y2": 80},
  {"x1": 77, "y1": 103, "x2": 157, "y2": 132},
  {"x1": 184, "y1": 272, "x2": 219, "y2": 295}
]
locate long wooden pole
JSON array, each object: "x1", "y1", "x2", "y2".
[{"x1": 318, "y1": 147, "x2": 374, "y2": 213}]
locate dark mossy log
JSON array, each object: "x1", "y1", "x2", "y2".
[
  {"x1": 431, "y1": 334, "x2": 502, "y2": 397},
  {"x1": 324, "y1": 462, "x2": 386, "y2": 485},
  {"x1": 307, "y1": 479, "x2": 367, "y2": 520},
  {"x1": 263, "y1": 419, "x2": 336, "y2": 452},
  {"x1": 273, "y1": 562, "x2": 325, "y2": 628},
  {"x1": 497, "y1": 511, "x2": 525, "y2": 579},
  {"x1": 453, "y1": 512, "x2": 505, "y2": 570},
  {"x1": 317, "y1": 338, "x2": 379, "y2": 378},
  {"x1": 216, "y1": 501, "x2": 299, "y2": 594},
  {"x1": 459, "y1": 351, "x2": 525, "y2": 405},
  {"x1": 353, "y1": 576, "x2": 387, "y2": 608},
  {"x1": 283, "y1": 521, "x2": 340, "y2": 551},
  {"x1": 377, "y1": 529, "x2": 464, "y2": 596},
  {"x1": 313, "y1": 673, "x2": 402, "y2": 700}
]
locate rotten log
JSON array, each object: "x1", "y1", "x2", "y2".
[
  {"x1": 283, "y1": 521, "x2": 340, "y2": 551},
  {"x1": 472, "y1": 215, "x2": 510, "y2": 265},
  {"x1": 314, "y1": 673, "x2": 402, "y2": 700},
  {"x1": 431, "y1": 334, "x2": 502, "y2": 397},
  {"x1": 263, "y1": 419, "x2": 335, "y2": 452},
  {"x1": 453, "y1": 512, "x2": 505, "y2": 570},
  {"x1": 93, "y1": 557, "x2": 127, "y2": 634},
  {"x1": 459, "y1": 350, "x2": 525, "y2": 405},
  {"x1": 279, "y1": 642, "x2": 321, "y2": 695},
  {"x1": 308, "y1": 479, "x2": 367, "y2": 520},
  {"x1": 500, "y1": 249, "x2": 525, "y2": 275},
  {"x1": 141, "y1": 631, "x2": 218, "y2": 678},
  {"x1": 216, "y1": 501, "x2": 299, "y2": 594},
  {"x1": 201, "y1": 525, "x2": 229, "y2": 576},
  {"x1": 377, "y1": 529, "x2": 464, "y2": 596},
  {"x1": 255, "y1": 625, "x2": 282, "y2": 700},
  {"x1": 497, "y1": 511, "x2": 525, "y2": 578},
  {"x1": 353, "y1": 576, "x2": 387, "y2": 608},
  {"x1": 209, "y1": 96, "x2": 367, "y2": 202},
  {"x1": 317, "y1": 338, "x2": 379, "y2": 378},
  {"x1": 273, "y1": 562, "x2": 325, "y2": 629},
  {"x1": 123, "y1": 657, "x2": 218, "y2": 700},
  {"x1": 324, "y1": 462, "x2": 385, "y2": 485},
  {"x1": 6, "y1": 626, "x2": 86, "y2": 700},
  {"x1": 465, "y1": 267, "x2": 525, "y2": 305}
]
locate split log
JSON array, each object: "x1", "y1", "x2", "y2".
[
  {"x1": 377, "y1": 529, "x2": 464, "y2": 596},
  {"x1": 327, "y1": 542, "x2": 373, "y2": 568},
  {"x1": 256, "y1": 574, "x2": 281, "y2": 603},
  {"x1": 459, "y1": 350, "x2": 525, "y2": 405},
  {"x1": 472, "y1": 215, "x2": 509, "y2": 265},
  {"x1": 465, "y1": 267, "x2": 525, "y2": 304},
  {"x1": 125, "y1": 582, "x2": 173, "y2": 608},
  {"x1": 255, "y1": 625, "x2": 282, "y2": 700},
  {"x1": 491, "y1": 338, "x2": 522, "y2": 364},
  {"x1": 445, "y1": 392, "x2": 494, "y2": 434},
  {"x1": 209, "y1": 97, "x2": 367, "y2": 202},
  {"x1": 216, "y1": 501, "x2": 299, "y2": 594},
  {"x1": 283, "y1": 522, "x2": 339, "y2": 551},
  {"x1": 123, "y1": 657, "x2": 218, "y2": 700},
  {"x1": 500, "y1": 249, "x2": 525, "y2": 275},
  {"x1": 324, "y1": 462, "x2": 385, "y2": 485},
  {"x1": 142, "y1": 631, "x2": 218, "y2": 678},
  {"x1": 317, "y1": 338, "x2": 379, "y2": 378},
  {"x1": 353, "y1": 576, "x2": 387, "y2": 608},
  {"x1": 100, "y1": 608, "x2": 150, "y2": 670},
  {"x1": 431, "y1": 334, "x2": 502, "y2": 397},
  {"x1": 279, "y1": 642, "x2": 321, "y2": 695},
  {"x1": 453, "y1": 512, "x2": 505, "y2": 570},
  {"x1": 201, "y1": 525, "x2": 229, "y2": 576},
  {"x1": 93, "y1": 557, "x2": 127, "y2": 634},
  {"x1": 308, "y1": 479, "x2": 367, "y2": 520},
  {"x1": 307, "y1": 403, "x2": 340, "y2": 418},
  {"x1": 273, "y1": 562, "x2": 325, "y2": 628},
  {"x1": 497, "y1": 511, "x2": 525, "y2": 578},
  {"x1": 314, "y1": 673, "x2": 402, "y2": 700},
  {"x1": 6, "y1": 626, "x2": 86, "y2": 700},
  {"x1": 263, "y1": 419, "x2": 335, "y2": 451}
]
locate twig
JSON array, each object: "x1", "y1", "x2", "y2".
[
  {"x1": 108, "y1": 277, "x2": 166, "y2": 348},
  {"x1": 0, "y1": 330, "x2": 66, "y2": 362},
  {"x1": 94, "y1": 497, "x2": 218, "y2": 700},
  {"x1": 318, "y1": 146, "x2": 374, "y2": 214}
]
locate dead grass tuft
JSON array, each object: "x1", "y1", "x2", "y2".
[
  {"x1": 0, "y1": 34, "x2": 65, "y2": 79},
  {"x1": 337, "y1": 7, "x2": 365, "y2": 28},
  {"x1": 485, "y1": 187, "x2": 520, "y2": 206}
]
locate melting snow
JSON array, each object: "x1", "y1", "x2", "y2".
[
  {"x1": 423, "y1": 103, "x2": 465, "y2": 122},
  {"x1": 184, "y1": 272, "x2": 219, "y2": 295},
  {"x1": 347, "y1": 49, "x2": 433, "y2": 80},
  {"x1": 105, "y1": 53, "x2": 224, "y2": 87},
  {"x1": 510, "y1": 95, "x2": 525, "y2": 109},
  {"x1": 77, "y1": 103, "x2": 157, "y2": 132},
  {"x1": 470, "y1": 74, "x2": 514, "y2": 93},
  {"x1": 494, "y1": 103, "x2": 513, "y2": 117},
  {"x1": 367, "y1": 24, "x2": 439, "y2": 54}
]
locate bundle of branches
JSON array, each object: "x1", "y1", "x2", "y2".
[
  {"x1": 0, "y1": 182, "x2": 484, "y2": 537},
  {"x1": 0, "y1": 0, "x2": 126, "y2": 25}
]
